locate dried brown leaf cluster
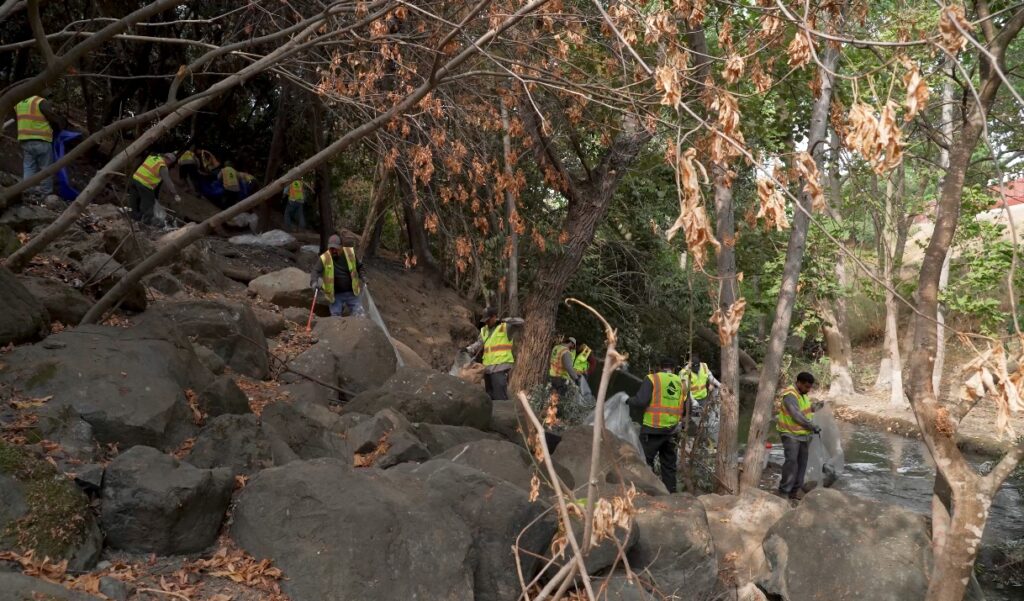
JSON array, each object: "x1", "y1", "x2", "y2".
[
  {"x1": 709, "y1": 298, "x2": 747, "y2": 345},
  {"x1": 939, "y1": 4, "x2": 971, "y2": 54},
  {"x1": 708, "y1": 91, "x2": 746, "y2": 166},
  {"x1": 188, "y1": 545, "x2": 285, "y2": 593},
  {"x1": 961, "y1": 345, "x2": 1023, "y2": 440},
  {"x1": 755, "y1": 177, "x2": 789, "y2": 231},
  {"x1": 722, "y1": 54, "x2": 745, "y2": 84},
  {"x1": 844, "y1": 101, "x2": 904, "y2": 174},
  {"x1": 666, "y1": 148, "x2": 719, "y2": 270},
  {"x1": 353, "y1": 434, "x2": 392, "y2": 468},
  {"x1": 787, "y1": 32, "x2": 812, "y2": 68},
  {"x1": 794, "y1": 152, "x2": 826, "y2": 211},
  {"x1": 902, "y1": 61, "x2": 930, "y2": 122}
]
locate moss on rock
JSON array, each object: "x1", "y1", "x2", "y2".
[{"x1": 0, "y1": 441, "x2": 95, "y2": 563}]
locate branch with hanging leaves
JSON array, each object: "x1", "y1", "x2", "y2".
[{"x1": 563, "y1": 297, "x2": 627, "y2": 552}]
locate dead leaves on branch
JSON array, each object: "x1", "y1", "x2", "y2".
[
  {"x1": 794, "y1": 152, "x2": 826, "y2": 212},
  {"x1": 710, "y1": 298, "x2": 747, "y2": 346},
  {"x1": 902, "y1": 61, "x2": 930, "y2": 122},
  {"x1": 666, "y1": 148, "x2": 719, "y2": 271},
  {"x1": 844, "y1": 101, "x2": 904, "y2": 174},
  {"x1": 960, "y1": 344, "x2": 1024, "y2": 440},
  {"x1": 755, "y1": 177, "x2": 789, "y2": 231},
  {"x1": 939, "y1": 4, "x2": 971, "y2": 54}
]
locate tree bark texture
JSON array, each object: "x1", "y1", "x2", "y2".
[
  {"x1": 359, "y1": 162, "x2": 392, "y2": 259},
  {"x1": 739, "y1": 43, "x2": 840, "y2": 490},
  {"x1": 397, "y1": 171, "x2": 442, "y2": 284},
  {"x1": 311, "y1": 101, "x2": 334, "y2": 250},
  {"x1": 713, "y1": 164, "x2": 740, "y2": 494},
  {"x1": 259, "y1": 86, "x2": 290, "y2": 233},
  {"x1": 501, "y1": 99, "x2": 520, "y2": 316}
]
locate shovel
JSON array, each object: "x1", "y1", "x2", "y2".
[{"x1": 305, "y1": 288, "x2": 319, "y2": 332}]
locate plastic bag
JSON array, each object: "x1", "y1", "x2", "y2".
[
  {"x1": 449, "y1": 349, "x2": 473, "y2": 376},
  {"x1": 362, "y1": 286, "x2": 404, "y2": 367},
  {"x1": 805, "y1": 404, "x2": 845, "y2": 487},
  {"x1": 585, "y1": 392, "x2": 644, "y2": 458},
  {"x1": 228, "y1": 229, "x2": 296, "y2": 247}
]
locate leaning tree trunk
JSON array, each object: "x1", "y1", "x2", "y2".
[
  {"x1": 823, "y1": 132, "x2": 855, "y2": 397},
  {"x1": 740, "y1": 43, "x2": 840, "y2": 490},
  {"x1": 501, "y1": 100, "x2": 520, "y2": 316},
  {"x1": 359, "y1": 162, "x2": 392, "y2": 259},
  {"x1": 713, "y1": 163, "x2": 740, "y2": 494},
  {"x1": 397, "y1": 171, "x2": 442, "y2": 284},
  {"x1": 933, "y1": 59, "x2": 956, "y2": 397},
  {"x1": 311, "y1": 101, "x2": 335, "y2": 249},
  {"x1": 259, "y1": 86, "x2": 290, "y2": 233}
]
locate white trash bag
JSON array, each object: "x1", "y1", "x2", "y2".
[{"x1": 585, "y1": 392, "x2": 643, "y2": 458}]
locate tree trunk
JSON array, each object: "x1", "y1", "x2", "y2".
[
  {"x1": 508, "y1": 118, "x2": 651, "y2": 396},
  {"x1": 359, "y1": 162, "x2": 391, "y2": 259},
  {"x1": 397, "y1": 172, "x2": 442, "y2": 284},
  {"x1": 824, "y1": 130, "x2": 855, "y2": 397},
  {"x1": 905, "y1": 9, "x2": 1024, "y2": 600},
  {"x1": 311, "y1": 101, "x2": 334, "y2": 249},
  {"x1": 713, "y1": 164, "x2": 739, "y2": 494},
  {"x1": 259, "y1": 86, "x2": 289, "y2": 233},
  {"x1": 739, "y1": 44, "x2": 840, "y2": 490},
  {"x1": 500, "y1": 100, "x2": 520, "y2": 316},
  {"x1": 933, "y1": 59, "x2": 955, "y2": 397},
  {"x1": 876, "y1": 169, "x2": 908, "y2": 408}
]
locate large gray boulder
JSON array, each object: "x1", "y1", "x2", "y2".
[
  {"x1": 0, "y1": 266, "x2": 49, "y2": 346},
  {"x1": 281, "y1": 317, "x2": 397, "y2": 403},
  {"x1": 0, "y1": 322, "x2": 211, "y2": 450},
  {"x1": 629, "y1": 494, "x2": 719, "y2": 599},
  {"x1": 0, "y1": 441, "x2": 102, "y2": 571},
  {"x1": 552, "y1": 425, "x2": 668, "y2": 496},
  {"x1": 142, "y1": 299, "x2": 270, "y2": 379},
  {"x1": 252, "y1": 307, "x2": 287, "y2": 337},
  {"x1": 101, "y1": 445, "x2": 233, "y2": 554},
  {"x1": 186, "y1": 414, "x2": 277, "y2": 475},
  {"x1": 248, "y1": 267, "x2": 328, "y2": 313},
  {"x1": 760, "y1": 488, "x2": 932, "y2": 601},
  {"x1": 0, "y1": 203, "x2": 56, "y2": 231},
  {"x1": 0, "y1": 572, "x2": 102, "y2": 601},
  {"x1": 196, "y1": 373, "x2": 251, "y2": 416},
  {"x1": 386, "y1": 459, "x2": 558, "y2": 601},
  {"x1": 343, "y1": 408, "x2": 430, "y2": 469},
  {"x1": 699, "y1": 489, "x2": 789, "y2": 586},
  {"x1": 409, "y1": 422, "x2": 502, "y2": 455},
  {"x1": 438, "y1": 438, "x2": 550, "y2": 492},
  {"x1": 232, "y1": 458, "x2": 475, "y2": 601},
  {"x1": 346, "y1": 367, "x2": 491, "y2": 429},
  {"x1": 260, "y1": 399, "x2": 355, "y2": 460},
  {"x1": 17, "y1": 275, "x2": 93, "y2": 325},
  {"x1": 81, "y1": 252, "x2": 147, "y2": 312}
]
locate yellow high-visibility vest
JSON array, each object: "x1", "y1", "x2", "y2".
[
  {"x1": 221, "y1": 166, "x2": 240, "y2": 191},
  {"x1": 288, "y1": 181, "x2": 305, "y2": 202},
  {"x1": 480, "y1": 323, "x2": 514, "y2": 366},
  {"x1": 549, "y1": 344, "x2": 571, "y2": 379},
  {"x1": 15, "y1": 96, "x2": 52, "y2": 142},
  {"x1": 681, "y1": 362, "x2": 711, "y2": 401},
  {"x1": 573, "y1": 345, "x2": 592, "y2": 374},
  {"x1": 318, "y1": 248, "x2": 361, "y2": 302},
  {"x1": 132, "y1": 155, "x2": 167, "y2": 190},
  {"x1": 776, "y1": 385, "x2": 814, "y2": 436},
  {"x1": 642, "y1": 371, "x2": 684, "y2": 429},
  {"x1": 178, "y1": 150, "x2": 196, "y2": 165}
]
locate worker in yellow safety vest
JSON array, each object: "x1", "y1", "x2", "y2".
[
  {"x1": 282, "y1": 179, "x2": 308, "y2": 230},
  {"x1": 776, "y1": 372, "x2": 824, "y2": 502},
  {"x1": 129, "y1": 153, "x2": 180, "y2": 226},
  {"x1": 219, "y1": 161, "x2": 241, "y2": 208},
  {"x1": 627, "y1": 357, "x2": 685, "y2": 493},
  {"x1": 14, "y1": 94, "x2": 64, "y2": 200},
  {"x1": 680, "y1": 354, "x2": 720, "y2": 418},
  {"x1": 310, "y1": 234, "x2": 367, "y2": 317},
  {"x1": 573, "y1": 343, "x2": 595, "y2": 387},
  {"x1": 464, "y1": 306, "x2": 524, "y2": 401},
  {"x1": 548, "y1": 337, "x2": 580, "y2": 401}
]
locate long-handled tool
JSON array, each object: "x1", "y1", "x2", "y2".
[{"x1": 305, "y1": 288, "x2": 319, "y2": 332}]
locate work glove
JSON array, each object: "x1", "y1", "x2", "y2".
[
  {"x1": 310, "y1": 277, "x2": 322, "y2": 290},
  {"x1": 174, "y1": 194, "x2": 182, "y2": 203},
  {"x1": 813, "y1": 426, "x2": 822, "y2": 435}
]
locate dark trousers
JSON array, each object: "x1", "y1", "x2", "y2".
[
  {"x1": 180, "y1": 164, "x2": 199, "y2": 191},
  {"x1": 484, "y1": 371, "x2": 509, "y2": 401},
  {"x1": 641, "y1": 430, "x2": 678, "y2": 493},
  {"x1": 779, "y1": 435, "x2": 810, "y2": 497},
  {"x1": 221, "y1": 189, "x2": 239, "y2": 208},
  {"x1": 129, "y1": 180, "x2": 158, "y2": 224}
]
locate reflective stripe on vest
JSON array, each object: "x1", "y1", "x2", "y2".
[
  {"x1": 549, "y1": 344, "x2": 570, "y2": 378},
  {"x1": 643, "y1": 371, "x2": 684, "y2": 429},
  {"x1": 221, "y1": 166, "x2": 240, "y2": 191},
  {"x1": 343, "y1": 247, "x2": 361, "y2": 295},
  {"x1": 178, "y1": 150, "x2": 196, "y2": 165},
  {"x1": 573, "y1": 345, "x2": 591, "y2": 374},
  {"x1": 132, "y1": 155, "x2": 166, "y2": 189},
  {"x1": 481, "y1": 323, "x2": 514, "y2": 366},
  {"x1": 288, "y1": 181, "x2": 305, "y2": 202},
  {"x1": 776, "y1": 385, "x2": 814, "y2": 436},
  {"x1": 16, "y1": 96, "x2": 53, "y2": 142},
  {"x1": 681, "y1": 363, "x2": 711, "y2": 400}
]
